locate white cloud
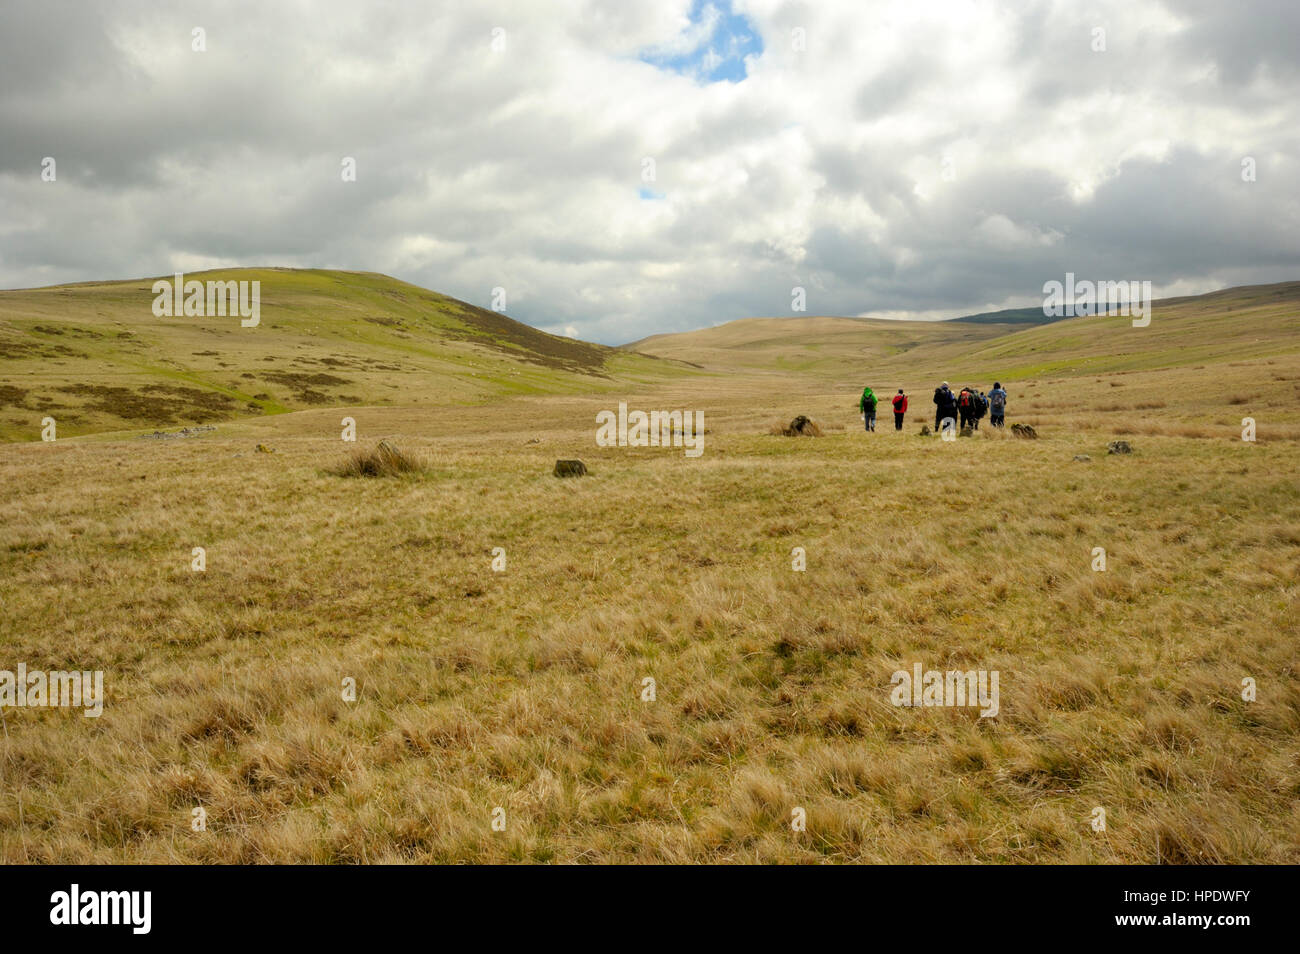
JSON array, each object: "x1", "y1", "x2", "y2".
[{"x1": 0, "y1": 0, "x2": 1297, "y2": 342}]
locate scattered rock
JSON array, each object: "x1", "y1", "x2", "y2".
[
  {"x1": 919, "y1": 425, "x2": 931, "y2": 436},
  {"x1": 137, "y1": 425, "x2": 216, "y2": 441},
  {"x1": 525, "y1": 437, "x2": 541, "y2": 444},
  {"x1": 1107, "y1": 440, "x2": 1132, "y2": 455},
  {"x1": 959, "y1": 425, "x2": 974, "y2": 438},
  {"x1": 1011, "y1": 423, "x2": 1038, "y2": 439},
  {"x1": 1073, "y1": 454, "x2": 1092, "y2": 462},
  {"x1": 255, "y1": 443, "x2": 274, "y2": 453},
  {"x1": 554, "y1": 459, "x2": 587, "y2": 477}
]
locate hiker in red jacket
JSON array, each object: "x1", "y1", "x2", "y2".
[{"x1": 891, "y1": 389, "x2": 908, "y2": 430}]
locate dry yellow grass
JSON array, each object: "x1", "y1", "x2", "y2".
[
  {"x1": 2, "y1": 347, "x2": 1298, "y2": 862},
  {"x1": 3, "y1": 277, "x2": 1299, "y2": 863}
]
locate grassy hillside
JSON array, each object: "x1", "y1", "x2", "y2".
[
  {"x1": 941, "y1": 281, "x2": 1300, "y2": 381},
  {"x1": 630, "y1": 283, "x2": 1300, "y2": 440},
  {"x1": 629, "y1": 314, "x2": 1014, "y2": 376},
  {"x1": 1, "y1": 276, "x2": 1297, "y2": 863},
  {"x1": 0, "y1": 268, "x2": 681, "y2": 441},
  {"x1": 632, "y1": 282, "x2": 1300, "y2": 381}
]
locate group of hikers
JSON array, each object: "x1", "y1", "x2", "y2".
[{"x1": 858, "y1": 381, "x2": 1008, "y2": 432}]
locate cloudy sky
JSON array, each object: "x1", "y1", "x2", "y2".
[{"x1": 2, "y1": 0, "x2": 1297, "y2": 343}]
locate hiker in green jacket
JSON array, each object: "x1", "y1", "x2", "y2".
[{"x1": 859, "y1": 385, "x2": 878, "y2": 432}]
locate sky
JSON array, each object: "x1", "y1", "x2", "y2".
[{"x1": 1, "y1": 0, "x2": 1298, "y2": 344}]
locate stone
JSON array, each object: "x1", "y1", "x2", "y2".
[{"x1": 554, "y1": 459, "x2": 587, "y2": 477}]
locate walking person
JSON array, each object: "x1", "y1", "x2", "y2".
[
  {"x1": 933, "y1": 381, "x2": 958, "y2": 433},
  {"x1": 988, "y1": 382, "x2": 1007, "y2": 427},
  {"x1": 891, "y1": 389, "x2": 908, "y2": 430},
  {"x1": 957, "y1": 387, "x2": 976, "y2": 430},
  {"x1": 859, "y1": 385, "x2": 878, "y2": 432}
]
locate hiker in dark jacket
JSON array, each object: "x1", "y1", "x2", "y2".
[
  {"x1": 988, "y1": 382, "x2": 1007, "y2": 426},
  {"x1": 891, "y1": 389, "x2": 908, "y2": 430},
  {"x1": 859, "y1": 385, "x2": 878, "y2": 432},
  {"x1": 933, "y1": 381, "x2": 958, "y2": 433},
  {"x1": 972, "y1": 391, "x2": 988, "y2": 429},
  {"x1": 957, "y1": 387, "x2": 978, "y2": 430}
]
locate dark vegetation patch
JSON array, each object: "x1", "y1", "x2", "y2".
[
  {"x1": 263, "y1": 372, "x2": 350, "y2": 386},
  {"x1": 262, "y1": 370, "x2": 351, "y2": 404},
  {"x1": 0, "y1": 385, "x2": 29, "y2": 408},
  {"x1": 33, "y1": 325, "x2": 104, "y2": 339},
  {"x1": 434, "y1": 296, "x2": 610, "y2": 375},
  {"x1": 0, "y1": 336, "x2": 84, "y2": 360},
  {"x1": 58, "y1": 384, "x2": 237, "y2": 424},
  {"x1": 0, "y1": 339, "x2": 40, "y2": 359}
]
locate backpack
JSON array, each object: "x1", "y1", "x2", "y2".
[
  {"x1": 958, "y1": 390, "x2": 972, "y2": 408},
  {"x1": 990, "y1": 390, "x2": 1006, "y2": 410}
]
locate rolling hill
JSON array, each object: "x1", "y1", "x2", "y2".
[
  {"x1": 0, "y1": 268, "x2": 681, "y2": 441},
  {"x1": 627, "y1": 314, "x2": 1015, "y2": 376},
  {"x1": 629, "y1": 281, "x2": 1300, "y2": 382}
]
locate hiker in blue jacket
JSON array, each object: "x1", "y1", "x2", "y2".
[{"x1": 988, "y1": 382, "x2": 1008, "y2": 426}]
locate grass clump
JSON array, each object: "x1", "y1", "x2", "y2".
[{"x1": 333, "y1": 439, "x2": 428, "y2": 477}]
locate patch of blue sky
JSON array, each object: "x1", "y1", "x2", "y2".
[{"x1": 639, "y1": 0, "x2": 762, "y2": 84}]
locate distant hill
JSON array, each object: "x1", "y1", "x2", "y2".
[
  {"x1": 628, "y1": 281, "x2": 1300, "y2": 381},
  {"x1": 0, "y1": 268, "x2": 674, "y2": 440},
  {"x1": 627, "y1": 315, "x2": 1009, "y2": 376},
  {"x1": 946, "y1": 305, "x2": 1068, "y2": 325}
]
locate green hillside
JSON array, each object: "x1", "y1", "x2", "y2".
[
  {"x1": 0, "y1": 268, "x2": 679, "y2": 441},
  {"x1": 631, "y1": 281, "x2": 1300, "y2": 383}
]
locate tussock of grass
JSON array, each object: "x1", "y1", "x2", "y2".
[
  {"x1": 332, "y1": 439, "x2": 428, "y2": 477},
  {"x1": 770, "y1": 416, "x2": 824, "y2": 437}
]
